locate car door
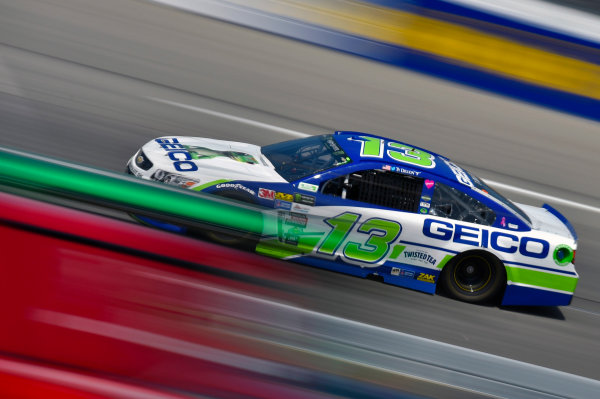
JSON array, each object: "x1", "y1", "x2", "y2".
[
  {"x1": 278, "y1": 168, "x2": 427, "y2": 268},
  {"x1": 257, "y1": 167, "x2": 425, "y2": 265}
]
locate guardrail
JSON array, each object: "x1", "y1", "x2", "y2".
[{"x1": 0, "y1": 146, "x2": 267, "y2": 235}]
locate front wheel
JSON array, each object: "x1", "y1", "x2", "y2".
[
  {"x1": 195, "y1": 190, "x2": 260, "y2": 251},
  {"x1": 440, "y1": 251, "x2": 505, "y2": 304}
]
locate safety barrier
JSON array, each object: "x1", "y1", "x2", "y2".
[
  {"x1": 155, "y1": 0, "x2": 600, "y2": 121},
  {"x1": 0, "y1": 146, "x2": 266, "y2": 235}
]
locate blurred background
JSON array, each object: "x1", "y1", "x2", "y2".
[{"x1": 1, "y1": 0, "x2": 600, "y2": 397}]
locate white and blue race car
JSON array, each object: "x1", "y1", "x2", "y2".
[{"x1": 127, "y1": 132, "x2": 578, "y2": 306}]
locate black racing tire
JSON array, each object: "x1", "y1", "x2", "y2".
[
  {"x1": 196, "y1": 190, "x2": 260, "y2": 251},
  {"x1": 440, "y1": 251, "x2": 506, "y2": 304}
]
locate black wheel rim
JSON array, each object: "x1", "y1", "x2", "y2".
[{"x1": 453, "y1": 255, "x2": 492, "y2": 293}]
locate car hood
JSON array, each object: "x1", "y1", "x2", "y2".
[
  {"x1": 142, "y1": 136, "x2": 287, "y2": 183},
  {"x1": 516, "y1": 202, "x2": 577, "y2": 242}
]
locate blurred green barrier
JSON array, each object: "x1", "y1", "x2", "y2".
[{"x1": 0, "y1": 147, "x2": 266, "y2": 234}]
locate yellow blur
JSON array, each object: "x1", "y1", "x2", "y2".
[{"x1": 231, "y1": 0, "x2": 600, "y2": 99}]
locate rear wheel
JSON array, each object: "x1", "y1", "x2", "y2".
[{"x1": 440, "y1": 251, "x2": 505, "y2": 304}]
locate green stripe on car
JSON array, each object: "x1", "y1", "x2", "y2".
[{"x1": 506, "y1": 266, "x2": 578, "y2": 293}]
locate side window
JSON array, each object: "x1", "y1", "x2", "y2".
[
  {"x1": 430, "y1": 182, "x2": 496, "y2": 225},
  {"x1": 322, "y1": 170, "x2": 423, "y2": 212}
]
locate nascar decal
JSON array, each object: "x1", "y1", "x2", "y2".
[
  {"x1": 349, "y1": 136, "x2": 436, "y2": 168},
  {"x1": 298, "y1": 182, "x2": 319, "y2": 192},
  {"x1": 215, "y1": 183, "x2": 255, "y2": 196},
  {"x1": 275, "y1": 199, "x2": 292, "y2": 210},
  {"x1": 315, "y1": 212, "x2": 402, "y2": 265},
  {"x1": 390, "y1": 267, "x2": 435, "y2": 283},
  {"x1": 259, "y1": 188, "x2": 275, "y2": 200},
  {"x1": 294, "y1": 193, "x2": 316, "y2": 206},
  {"x1": 155, "y1": 138, "x2": 197, "y2": 172},
  {"x1": 417, "y1": 273, "x2": 436, "y2": 283},
  {"x1": 402, "y1": 250, "x2": 437, "y2": 266},
  {"x1": 276, "y1": 192, "x2": 294, "y2": 202},
  {"x1": 423, "y1": 219, "x2": 550, "y2": 259},
  {"x1": 152, "y1": 169, "x2": 200, "y2": 188},
  {"x1": 391, "y1": 267, "x2": 415, "y2": 278},
  {"x1": 441, "y1": 158, "x2": 473, "y2": 187},
  {"x1": 382, "y1": 164, "x2": 422, "y2": 176},
  {"x1": 261, "y1": 211, "x2": 403, "y2": 266}
]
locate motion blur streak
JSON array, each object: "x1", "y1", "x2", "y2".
[
  {"x1": 31, "y1": 310, "x2": 288, "y2": 375},
  {"x1": 153, "y1": 0, "x2": 600, "y2": 120},
  {"x1": 0, "y1": 190, "x2": 464, "y2": 398},
  {"x1": 219, "y1": 0, "x2": 600, "y2": 98},
  {"x1": 0, "y1": 356, "x2": 191, "y2": 399}
]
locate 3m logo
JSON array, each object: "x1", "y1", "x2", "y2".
[
  {"x1": 258, "y1": 188, "x2": 275, "y2": 200},
  {"x1": 417, "y1": 273, "x2": 435, "y2": 283}
]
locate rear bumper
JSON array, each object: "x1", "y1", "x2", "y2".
[{"x1": 501, "y1": 283, "x2": 574, "y2": 306}]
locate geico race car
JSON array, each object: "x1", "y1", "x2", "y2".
[{"x1": 127, "y1": 132, "x2": 578, "y2": 306}]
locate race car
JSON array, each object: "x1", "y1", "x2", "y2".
[{"x1": 127, "y1": 132, "x2": 578, "y2": 306}]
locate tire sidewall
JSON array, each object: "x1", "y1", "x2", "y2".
[{"x1": 441, "y1": 251, "x2": 506, "y2": 304}]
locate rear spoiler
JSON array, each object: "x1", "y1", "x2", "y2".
[{"x1": 543, "y1": 204, "x2": 578, "y2": 242}]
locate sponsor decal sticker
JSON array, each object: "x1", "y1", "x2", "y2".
[
  {"x1": 291, "y1": 203, "x2": 311, "y2": 213},
  {"x1": 403, "y1": 250, "x2": 437, "y2": 266},
  {"x1": 284, "y1": 227, "x2": 302, "y2": 246},
  {"x1": 417, "y1": 273, "x2": 436, "y2": 283},
  {"x1": 258, "y1": 188, "x2": 275, "y2": 200},
  {"x1": 421, "y1": 195, "x2": 431, "y2": 202},
  {"x1": 215, "y1": 183, "x2": 255, "y2": 196},
  {"x1": 276, "y1": 192, "x2": 294, "y2": 202},
  {"x1": 298, "y1": 182, "x2": 319, "y2": 192},
  {"x1": 423, "y1": 218, "x2": 550, "y2": 259},
  {"x1": 129, "y1": 165, "x2": 143, "y2": 177},
  {"x1": 391, "y1": 267, "x2": 416, "y2": 278},
  {"x1": 419, "y1": 201, "x2": 431, "y2": 209},
  {"x1": 382, "y1": 165, "x2": 422, "y2": 176},
  {"x1": 278, "y1": 211, "x2": 308, "y2": 228},
  {"x1": 151, "y1": 169, "x2": 199, "y2": 188},
  {"x1": 325, "y1": 137, "x2": 341, "y2": 152},
  {"x1": 275, "y1": 199, "x2": 292, "y2": 210},
  {"x1": 155, "y1": 138, "x2": 198, "y2": 172},
  {"x1": 425, "y1": 180, "x2": 435, "y2": 189},
  {"x1": 419, "y1": 208, "x2": 428, "y2": 214},
  {"x1": 508, "y1": 223, "x2": 518, "y2": 230},
  {"x1": 442, "y1": 158, "x2": 473, "y2": 187},
  {"x1": 284, "y1": 212, "x2": 308, "y2": 228},
  {"x1": 294, "y1": 193, "x2": 316, "y2": 206}
]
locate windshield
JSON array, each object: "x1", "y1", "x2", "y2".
[
  {"x1": 469, "y1": 173, "x2": 531, "y2": 225},
  {"x1": 261, "y1": 135, "x2": 351, "y2": 181}
]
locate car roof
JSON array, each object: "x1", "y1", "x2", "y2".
[{"x1": 333, "y1": 131, "x2": 470, "y2": 186}]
